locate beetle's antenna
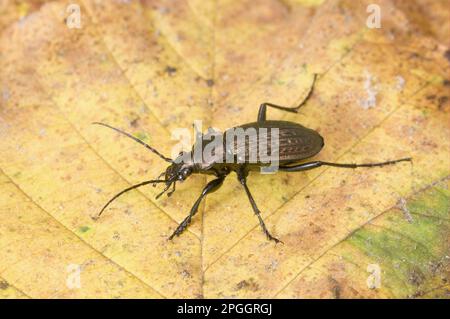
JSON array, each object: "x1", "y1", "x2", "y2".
[
  {"x1": 93, "y1": 122, "x2": 173, "y2": 163},
  {"x1": 95, "y1": 179, "x2": 167, "y2": 219}
]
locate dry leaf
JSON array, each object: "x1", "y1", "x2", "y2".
[{"x1": 0, "y1": 0, "x2": 449, "y2": 298}]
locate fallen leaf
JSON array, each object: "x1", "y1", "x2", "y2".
[{"x1": 0, "y1": 0, "x2": 449, "y2": 298}]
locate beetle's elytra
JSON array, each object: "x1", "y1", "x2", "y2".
[{"x1": 94, "y1": 74, "x2": 411, "y2": 243}]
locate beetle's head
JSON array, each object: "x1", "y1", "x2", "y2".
[
  {"x1": 164, "y1": 152, "x2": 194, "y2": 184},
  {"x1": 154, "y1": 154, "x2": 194, "y2": 199},
  {"x1": 164, "y1": 161, "x2": 193, "y2": 183}
]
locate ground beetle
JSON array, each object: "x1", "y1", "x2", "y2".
[{"x1": 94, "y1": 74, "x2": 411, "y2": 243}]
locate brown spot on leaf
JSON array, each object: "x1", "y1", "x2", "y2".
[
  {"x1": 165, "y1": 66, "x2": 177, "y2": 76},
  {"x1": 444, "y1": 49, "x2": 450, "y2": 63},
  {"x1": 408, "y1": 267, "x2": 426, "y2": 286},
  {"x1": 130, "y1": 118, "x2": 139, "y2": 128},
  {"x1": 235, "y1": 278, "x2": 259, "y2": 292},
  {"x1": 329, "y1": 277, "x2": 341, "y2": 299},
  {"x1": 437, "y1": 96, "x2": 448, "y2": 110},
  {"x1": 0, "y1": 280, "x2": 9, "y2": 290}
]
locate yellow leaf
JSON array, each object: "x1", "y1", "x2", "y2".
[{"x1": 0, "y1": 0, "x2": 449, "y2": 298}]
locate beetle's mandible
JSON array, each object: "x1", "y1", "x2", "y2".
[{"x1": 93, "y1": 74, "x2": 411, "y2": 243}]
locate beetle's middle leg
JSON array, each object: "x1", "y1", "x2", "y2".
[
  {"x1": 237, "y1": 169, "x2": 283, "y2": 244},
  {"x1": 257, "y1": 73, "x2": 317, "y2": 122},
  {"x1": 168, "y1": 175, "x2": 225, "y2": 240}
]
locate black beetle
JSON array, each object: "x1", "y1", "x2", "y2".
[{"x1": 94, "y1": 74, "x2": 411, "y2": 243}]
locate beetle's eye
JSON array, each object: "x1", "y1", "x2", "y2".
[{"x1": 179, "y1": 168, "x2": 191, "y2": 180}]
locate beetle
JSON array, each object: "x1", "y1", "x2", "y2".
[{"x1": 94, "y1": 74, "x2": 411, "y2": 243}]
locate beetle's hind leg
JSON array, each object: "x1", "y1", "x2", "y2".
[
  {"x1": 257, "y1": 73, "x2": 317, "y2": 122},
  {"x1": 279, "y1": 157, "x2": 412, "y2": 172},
  {"x1": 168, "y1": 175, "x2": 225, "y2": 240},
  {"x1": 237, "y1": 169, "x2": 283, "y2": 244}
]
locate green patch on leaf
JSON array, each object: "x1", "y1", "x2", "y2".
[
  {"x1": 347, "y1": 181, "x2": 450, "y2": 298},
  {"x1": 78, "y1": 226, "x2": 91, "y2": 233},
  {"x1": 135, "y1": 132, "x2": 149, "y2": 142}
]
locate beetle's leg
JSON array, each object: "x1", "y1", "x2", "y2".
[
  {"x1": 156, "y1": 183, "x2": 172, "y2": 199},
  {"x1": 257, "y1": 74, "x2": 317, "y2": 122},
  {"x1": 167, "y1": 182, "x2": 176, "y2": 197},
  {"x1": 168, "y1": 175, "x2": 226, "y2": 240},
  {"x1": 279, "y1": 157, "x2": 412, "y2": 172},
  {"x1": 153, "y1": 172, "x2": 165, "y2": 187},
  {"x1": 237, "y1": 169, "x2": 283, "y2": 244}
]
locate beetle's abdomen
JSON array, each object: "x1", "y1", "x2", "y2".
[
  {"x1": 276, "y1": 121, "x2": 324, "y2": 163},
  {"x1": 223, "y1": 120, "x2": 324, "y2": 165}
]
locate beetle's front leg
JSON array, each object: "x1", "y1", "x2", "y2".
[
  {"x1": 168, "y1": 175, "x2": 226, "y2": 240},
  {"x1": 237, "y1": 169, "x2": 283, "y2": 244}
]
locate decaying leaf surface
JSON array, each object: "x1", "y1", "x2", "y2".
[{"x1": 0, "y1": 0, "x2": 449, "y2": 298}]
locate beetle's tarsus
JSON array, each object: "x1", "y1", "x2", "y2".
[
  {"x1": 167, "y1": 232, "x2": 178, "y2": 241},
  {"x1": 259, "y1": 217, "x2": 283, "y2": 244},
  {"x1": 265, "y1": 232, "x2": 284, "y2": 244},
  {"x1": 167, "y1": 176, "x2": 226, "y2": 240},
  {"x1": 257, "y1": 73, "x2": 317, "y2": 122},
  {"x1": 168, "y1": 214, "x2": 193, "y2": 240},
  {"x1": 237, "y1": 168, "x2": 284, "y2": 244},
  {"x1": 279, "y1": 157, "x2": 412, "y2": 172},
  {"x1": 167, "y1": 183, "x2": 176, "y2": 197}
]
